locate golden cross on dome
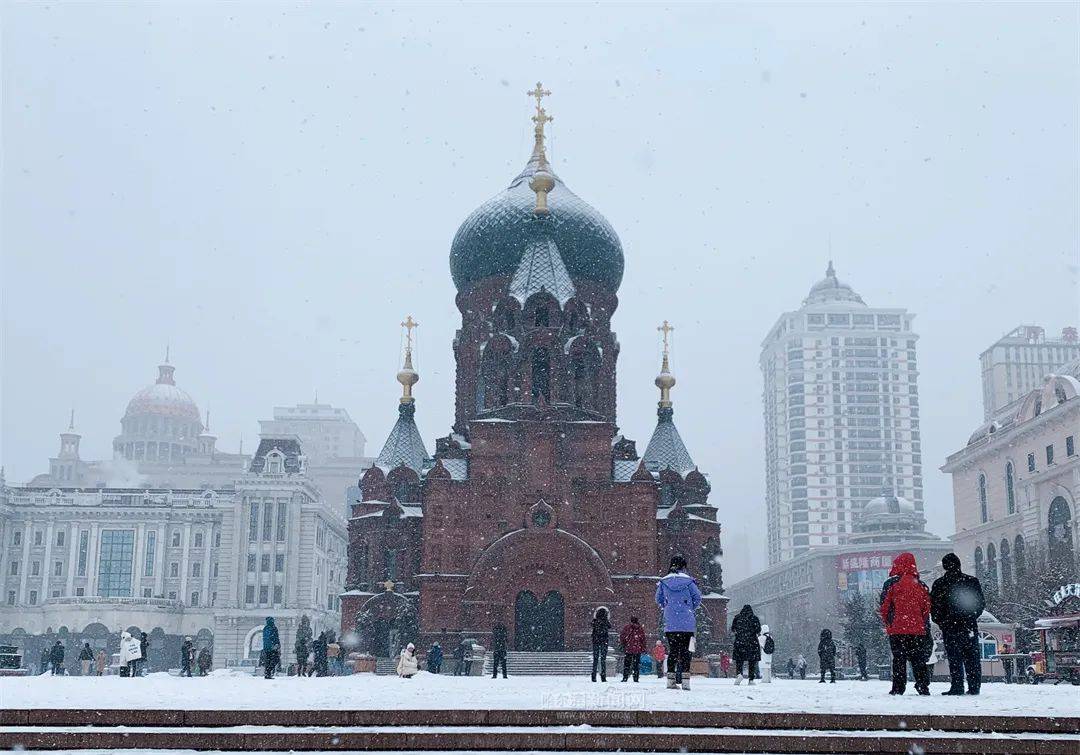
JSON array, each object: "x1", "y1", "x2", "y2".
[
  {"x1": 658, "y1": 320, "x2": 674, "y2": 357},
  {"x1": 401, "y1": 315, "x2": 418, "y2": 351},
  {"x1": 527, "y1": 82, "x2": 551, "y2": 112}
]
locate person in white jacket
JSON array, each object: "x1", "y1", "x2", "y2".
[
  {"x1": 757, "y1": 625, "x2": 775, "y2": 683},
  {"x1": 396, "y1": 642, "x2": 419, "y2": 679},
  {"x1": 119, "y1": 631, "x2": 142, "y2": 678}
]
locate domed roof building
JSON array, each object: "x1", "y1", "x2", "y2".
[
  {"x1": 849, "y1": 488, "x2": 939, "y2": 545},
  {"x1": 803, "y1": 261, "x2": 866, "y2": 307},
  {"x1": 113, "y1": 354, "x2": 204, "y2": 463}
]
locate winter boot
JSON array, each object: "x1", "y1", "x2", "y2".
[
  {"x1": 734, "y1": 673, "x2": 743, "y2": 686},
  {"x1": 680, "y1": 677, "x2": 691, "y2": 691},
  {"x1": 666, "y1": 672, "x2": 677, "y2": 690},
  {"x1": 748, "y1": 677, "x2": 756, "y2": 686}
]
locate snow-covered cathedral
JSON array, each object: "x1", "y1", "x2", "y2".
[{"x1": 342, "y1": 86, "x2": 726, "y2": 655}]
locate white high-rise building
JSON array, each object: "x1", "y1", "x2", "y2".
[
  {"x1": 980, "y1": 325, "x2": 1080, "y2": 420},
  {"x1": 761, "y1": 263, "x2": 923, "y2": 565}
]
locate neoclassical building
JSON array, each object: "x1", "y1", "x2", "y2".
[
  {"x1": 942, "y1": 360, "x2": 1079, "y2": 597},
  {"x1": 342, "y1": 89, "x2": 725, "y2": 655},
  {"x1": 0, "y1": 437, "x2": 346, "y2": 670}
]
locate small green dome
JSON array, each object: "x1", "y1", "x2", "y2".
[{"x1": 449, "y1": 159, "x2": 624, "y2": 293}]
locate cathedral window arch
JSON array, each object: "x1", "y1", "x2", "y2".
[
  {"x1": 568, "y1": 339, "x2": 601, "y2": 410},
  {"x1": 978, "y1": 473, "x2": 988, "y2": 523},
  {"x1": 478, "y1": 336, "x2": 514, "y2": 411},
  {"x1": 1005, "y1": 462, "x2": 1016, "y2": 515},
  {"x1": 531, "y1": 347, "x2": 551, "y2": 402}
]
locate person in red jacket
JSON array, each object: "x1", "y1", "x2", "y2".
[
  {"x1": 649, "y1": 640, "x2": 667, "y2": 679},
  {"x1": 879, "y1": 552, "x2": 932, "y2": 695},
  {"x1": 619, "y1": 616, "x2": 647, "y2": 682}
]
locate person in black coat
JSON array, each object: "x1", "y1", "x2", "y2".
[
  {"x1": 139, "y1": 632, "x2": 150, "y2": 676},
  {"x1": 49, "y1": 641, "x2": 65, "y2": 675},
  {"x1": 930, "y1": 553, "x2": 985, "y2": 695},
  {"x1": 451, "y1": 637, "x2": 466, "y2": 676},
  {"x1": 590, "y1": 607, "x2": 611, "y2": 682},
  {"x1": 180, "y1": 637, "x2": 194, "y2": 677},
  {"x1": 818, "y1": 629, "x2": 837, "y2": 683},
  {"x1": 427, "y1": 642, "x2": 443, "y2": 674},
  {"x1": 491, "y1": 624, "x2": 508, "y2": 679},
  {"x1": 312, "y1": 632, "x2": 329, "y2": 677},
  {"x1": 855, "y1": 644, "x2": 869, "y2": 680},
  {"x1": 730, "y1": 604, "x2": 761, "y2": 684}
]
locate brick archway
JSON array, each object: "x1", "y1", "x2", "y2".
[{"x1": 463, "y1": 527, "x2": 614, "y2": 650}]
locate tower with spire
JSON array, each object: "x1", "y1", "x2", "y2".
[{"x1": 343, "y1": 88, "x2": 724, "y2": 656}]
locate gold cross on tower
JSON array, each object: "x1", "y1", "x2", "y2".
[
  {"x1": 658, "y1": 320, "x2": 674, "y2": 358},
  {"x1": 401, "y1": 315, "x2": 418, "y2": 352},
  {"x1": 527, "y1": 82, "x2": 551, "y2": 112}
]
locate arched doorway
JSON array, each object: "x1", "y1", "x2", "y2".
[
  {"x1": 514, "y1": 590, "x2": 564, "y2": 651},
  {"x1": 1048, "y1": 496, "x2": 1075, "y2": 579}
]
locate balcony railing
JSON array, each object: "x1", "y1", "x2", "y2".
[{"x1": 43, "y1": 596, "x2": 184, "y2": 609}]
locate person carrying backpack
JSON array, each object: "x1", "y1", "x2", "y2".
[
  {"x1": 758, "y1": 625, "x2": 775, "y2": 683},
  {"x1": 655, "y1": 555, "x2": 702, "y2": 691}
]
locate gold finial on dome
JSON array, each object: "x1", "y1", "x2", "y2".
[
  {"x1": 655, "y1": 320, "x2": 676, "y2": 407},
  {"x1": 526, "y1": 82, "x2": 555, "y2": 215},
  {"x1": 397, "y1": 315, "x2": 420, "y2": 404}
]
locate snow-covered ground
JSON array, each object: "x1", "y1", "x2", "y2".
[{"x1": 2, "y1": 670, "x2": 1077, "y2": 717}]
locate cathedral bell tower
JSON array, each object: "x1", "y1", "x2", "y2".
[{"x1": 447, "y1": 84, "x2": 625, "y2": 434}]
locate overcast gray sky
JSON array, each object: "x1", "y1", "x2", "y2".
[{"x1": 2, "y1": 2, "x2": 1077, "y2": 582}]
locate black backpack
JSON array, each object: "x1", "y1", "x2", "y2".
[{"x1": 764, "y1": 635, "x2": 775, "y2": 654}]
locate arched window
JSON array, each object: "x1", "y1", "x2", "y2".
[
  {"x1": 1005, "y1": 462, "x2": 1016, "y2": 515},
  {"x1": 1034, "y1": 397, "x2": 1042, "y2": 416},
  {"x1": 986, "y1": 542, "x2": 998, "y2": 587},
  {"x1": 534, "y1": 307, "x2": 549, "y2": 328},
  {"x1": 999, "y1": 538, "x2": 1011, "y2": 591},
  {"x1": 973, "y1": 547, "x2": 983, "y2": 581},
  {"x1": 1047, "y1": 496, "x2": 1075, "y2": 579},
  {"x1": 570, "y1": 341, "x2": 601, "y2": 410},
  {"x1": 978, "y1": 474, "x2": 988, "y2": 523},
  {"x1": 383, "y1": 547, "x2": 398, "y2": 581},
  {"x1": 1014, "y1": 535, "x2": 1026, "y2": 582},
  {"x1": 531, "y1": 347, "x2": 551, "y2": 402}
]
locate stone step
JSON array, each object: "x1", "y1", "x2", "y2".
[{"x1": 0, "y1": 724, "x2": 1071, "y2": 754}]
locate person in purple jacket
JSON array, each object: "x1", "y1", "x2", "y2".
[{"x1": 655, "y1": 554, "x2": 702, "y2": 690}]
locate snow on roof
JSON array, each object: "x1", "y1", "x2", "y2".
[
  {"x1": 613, "y1": 459, "x2": 639, "y2": 482},
  {"x1": 440, "y1": 458, "x2": 468, "y2": 480}
]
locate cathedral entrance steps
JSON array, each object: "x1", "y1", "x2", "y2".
[
  {"x1": 482, "y1": 650, "x2": 617, "y2": 676},
  {"x1": 0, "y1": 721, "x2": 1073, "y2": 753}
]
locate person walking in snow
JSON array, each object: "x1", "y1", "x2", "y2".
[
  {"x1": 491, "y1": 624, "x2": 508, "y2": 679},
  {"x1": 590, "y1": 607, "x2": 611, "y2": 682},
  {"x1": 719, "y1": 651, "x2": 732, "y2": 678},
  {"x1": 655, "y1": 555, "x2": 702, "y2": 690},
  {"x1": 817, "y1": 629, "x2": 837, "y2": 683},
  {"x1": 796, "y1": 654, "x2": 807, "y2": 679},
  {"x1": 619, "y1": 616, "x2": 647, "y2": 683},
  {"x1": 311, "y1": 632, "x2": 329, "y2": 677},
  {"x1": 396, "y1": 643, "x2": 419, "y2": 678},
  {"x1": 427, "y1": 642, "x2": 443, "y2": 674},
  {"x1": 460, "y1": 637, "x2": 474, "y2": 676},
  {"x1": 879, "y1": 552, "x2": 932, "y2": 695},
  {"x1": 94, "y1": 648, "x2": 107, "y2": 676},
  {"x1": 758, "y1": 626, "x2": 775, "y2": 683},
  {"x1": 650, "y1": 640, "x2": 667, "y2": 679},
  {"x1": 452, "y1": 637, "x2": 466, "y2": 676},
  {"x1": 49, "y1": 640, "x2": 65, "y2": 675},
  {"x1": 78, "y1": 642, "x2": 94, "y2": 677},
  {"x1": 730, "y1": 604, "x2": 761, "y2": 685},
  {"x1": 119, "y1": 631, "x2": 141, "y2": 678},
  {"x1": 137, "y1": 632, "x2": 150, "y2": 676},
  {"x1": 180, "y1": 637, "x2": 195, "y2": 677},
  {"x1": 197, "y1": 647, "x2": 212, "y2": 676},
  {"x1": 930, "y1": 552, "x2": 985, "y2": 696},
  {"x1": 786, "y1": 657, "x2": 796, "y2": 679},
  {"x1": 261, "y1": 618, "x2": 281, "y2": 679},
  {"x1": 295, "y1": 632, "x2": 311, "y2": 678},
  {"x1": 855, "y1": 644, "x2": 869, "y2": 680}
]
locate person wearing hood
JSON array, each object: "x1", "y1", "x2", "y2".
[
  {"x1": 817, "y1": 629, "x2": 837, "y2": 683},
  {"x1": 655, "y1": 555, "x2": 702, "y2": 690},
  {"x1": 879, "y1": 552, "x2": 932, "y2": 695},
  {"x1": 312, "y1": 631, "x2": 329, "y2": 677},
  {"x1": 49, "y1": 640, "x2": 65, "y2": 675},
  {"x1": 197, "y1": 646, "x2": 212, "y2": 676},
  {"x1": 119, "y1": 631, "x2": 142, "y2": 678},
  {"x1": 619, "y1": 616, "x2": 647, "y2": 683},
  {"x1": 396, "y1": 642, "x2": 419, "y2": 678},
  {"x1": 730, "y1": 604, "x2": 761, "y2": 685},
  {"x1": 427, "y1": 642, "x2": 443, "y2": 674},
  {"x1": 590, "y1": 607, "x2": 611, "y2": 682},
  {"x1": 262, "y1": 618, "x2": 280, "y2": 679},
  {"x1": 180, "y1": 637, "x2": 194, "y2": 677},
  {"x1": 758, "y1": 626, "x2": 775, "y2": 683},
  {"x1": 650, "y1": 640, "x2": 667, "y2": 678},
  {"x1": 930, "y1": 552, "x2": 985, "y2": 695},
  {"x1": 78, "y1": 642, "x2": 94, "y2": 677}
]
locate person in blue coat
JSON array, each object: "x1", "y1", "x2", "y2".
[
  {"x1": 655, "y1": 554, "x2": 702, "y2": 691},
  {"x1": 262, "y1": 617, "x2": 280, "y2": 679}
]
